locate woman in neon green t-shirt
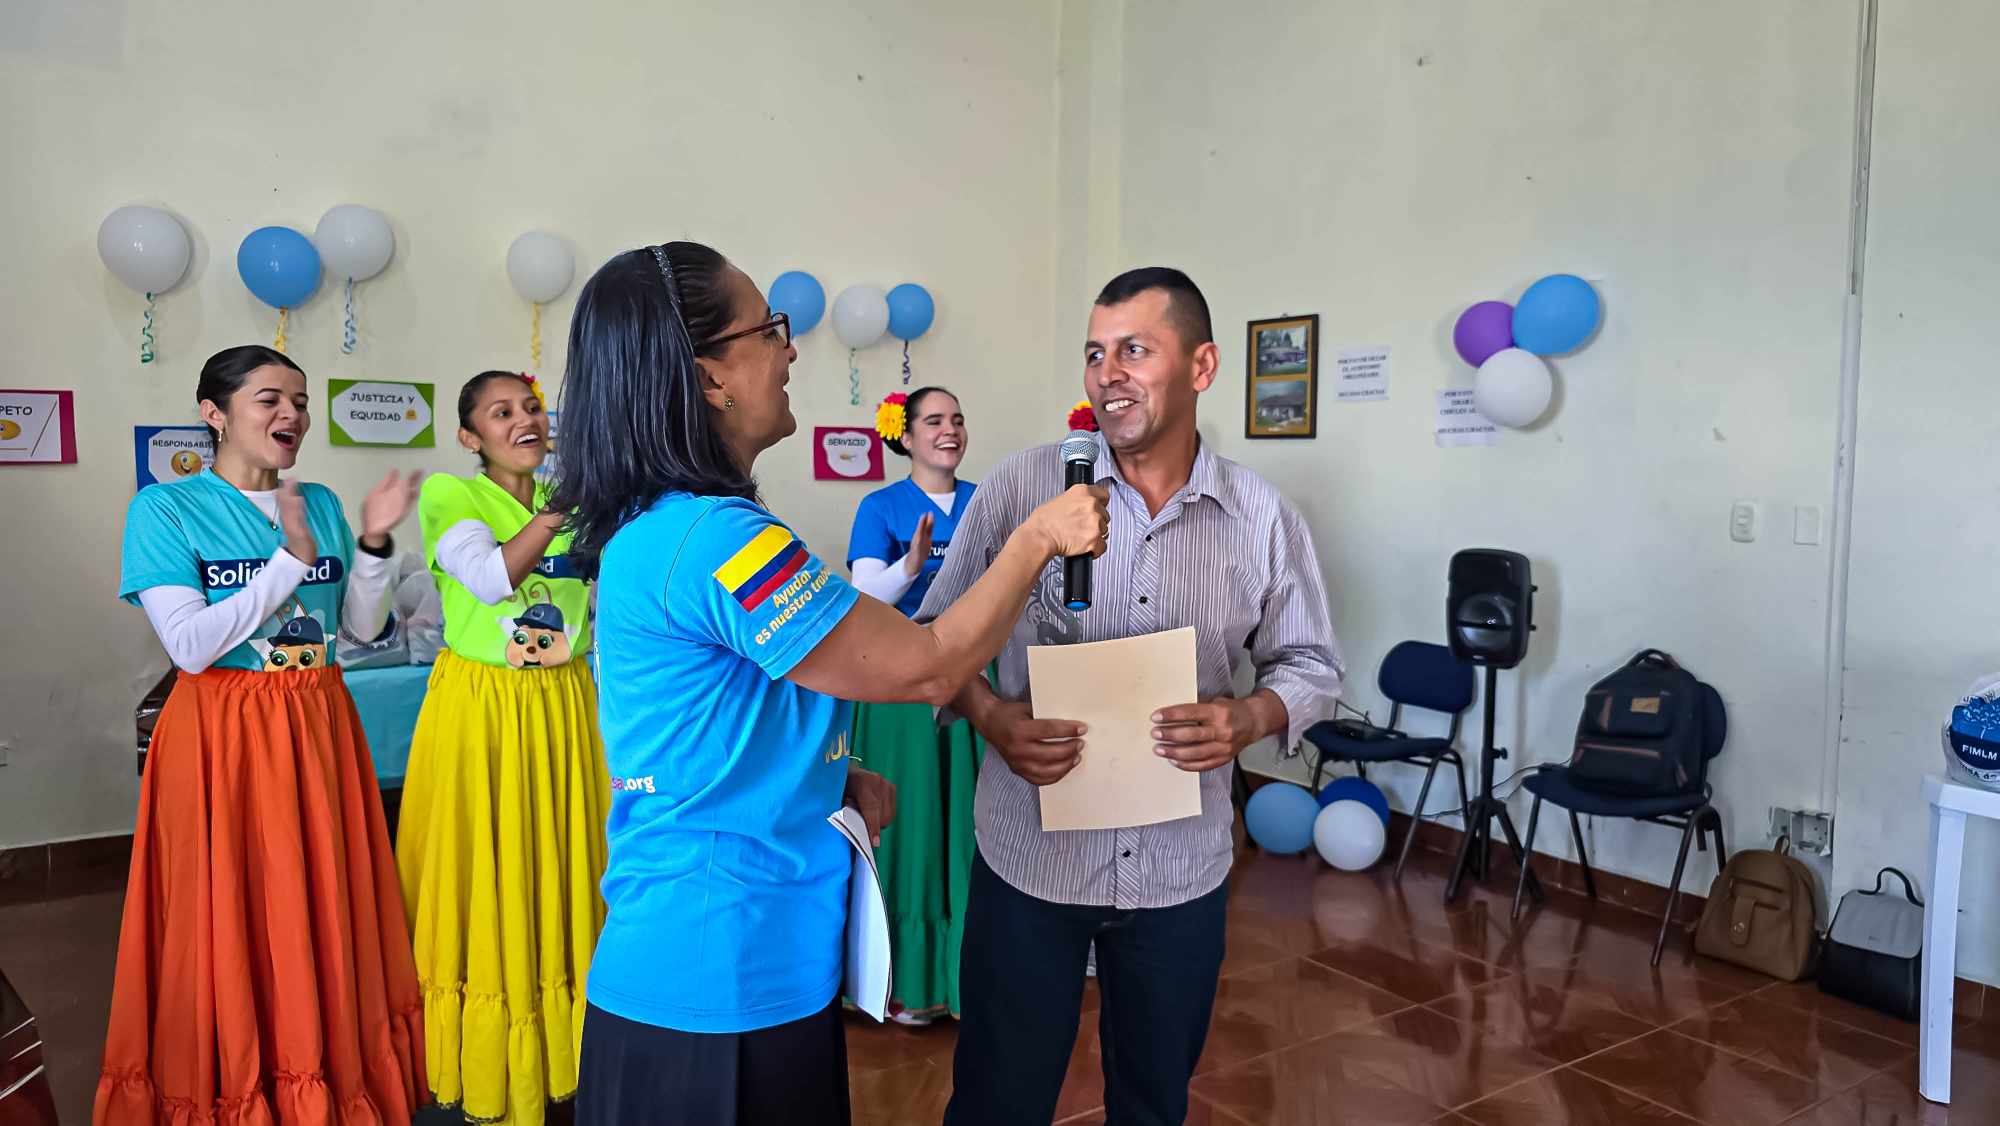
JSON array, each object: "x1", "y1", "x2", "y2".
[{"x1": 395, "y1": 370, "x2": 609, "y2": 1126}]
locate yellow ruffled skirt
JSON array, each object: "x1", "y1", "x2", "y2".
[{"x1": 394, "y1": 649, "x2": 609, "y2": 1125}]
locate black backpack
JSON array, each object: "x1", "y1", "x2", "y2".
[{"x1": 1568, "y1": 650, "x2": 1726, "y2": 797}]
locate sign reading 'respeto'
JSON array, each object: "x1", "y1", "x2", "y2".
[
  {"x1": 813, "y1": 426, "x2": 883, "y2": 481},
  {"x1": 328, "y1": 379, "x2": 436, "y2": 447},
  {"x1": 0, "y1": 390, "x2": 78, "y2": 466}
]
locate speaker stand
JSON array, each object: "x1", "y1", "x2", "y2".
[{"x1": 1445, "y1": 666, "x2": 1546, "y2": 905}]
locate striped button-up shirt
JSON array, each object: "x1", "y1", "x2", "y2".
[{"x1": 916, "y1": 434, "x2": 1344, "y2": 909}]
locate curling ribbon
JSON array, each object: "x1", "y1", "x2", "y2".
[
  {"x1": 901, "y1": 340, "x2": 912, "y2": 386},
  {"x1": 140, "y1": 292, "x2": 157, "y2": 364},
  {"x1": 531, "y1": 302, "x2": 543, "y2": 369},
  {"x1": 342, "y1": 278, "x2": 357, "y2": 354},
  {"x1": 848, "y1": 348, "x2": 860, "y2": 406},
  {"x1": 274, "y1": 307, "x2": 289, "y2": 353}
]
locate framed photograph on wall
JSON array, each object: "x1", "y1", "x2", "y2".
[{"x1": 1245, "y1": 314, "x2": 1318, "y2": 439}]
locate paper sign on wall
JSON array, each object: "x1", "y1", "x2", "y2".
[
  {"x1": 134, "y1": 425, "x2": 215, "y2": 489},
  {"x1": 1435, "y1": 389, "x2": 1498, "y2": 448},
  {"x1": 0, "y1": 390, "x2": 78, "y2": 466},
  {"x1": 813, "y1": 426, "x2": 884, "y2": 481},
  {"x1": 1335, "y1": 346, "x2": 1391, "y2": 402},
  {"x1": 328, "y1": 379, "x2": 436, "y2": 447}
]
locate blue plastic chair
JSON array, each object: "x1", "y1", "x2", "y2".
[
  {"x1": 1302, "y1": 641, "x2": 1476, "y2": 880},
  {"x1": 1509, "y1": 767, "x2": 1728, "y2": 966}
]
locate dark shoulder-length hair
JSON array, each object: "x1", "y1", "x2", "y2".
[{"x1": 550, "y1": 241, "x2": 751, "y2": 579}]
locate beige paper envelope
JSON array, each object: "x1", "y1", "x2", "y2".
[{"x1": 1027, "y1": 627, "x2": 1202, "y2": 831}]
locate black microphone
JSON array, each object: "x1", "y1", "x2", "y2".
[{"x1": 1060, "y1": 429, "x2": 1097, "y2": 612}]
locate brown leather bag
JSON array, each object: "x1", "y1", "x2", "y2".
[{"x1": 1694, "y1": 836, "x2": 1821, "y2": 981}]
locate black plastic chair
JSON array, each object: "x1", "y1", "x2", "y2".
[
  {"x1": 1302, "y1": 641, "x2": 1476, "y2": 880},
  {"x1": 1508, "y1": 766, "x2": 1727, "y2": 966}
]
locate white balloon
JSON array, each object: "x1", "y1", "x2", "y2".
[
  {"x1": 1473, "y1": 347, "x2": 1554, "y2": 428},
  {"x1": 831, "y1": 285, "x2": 890, "y2": 350},
  {"x1": 1314, "y1": 800, "x2": 1387, "y2": 871},
  {"x1": 507, "y1": 231, "x2": 575, "y2": 304},
  {"x1": 97, "y1": 205, "x2": 191, "y2": 295},
  {"x1": 314, "y1": 204, "x2": 395, "y2": 282}
]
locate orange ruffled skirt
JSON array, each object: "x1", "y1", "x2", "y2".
[{"x1": 95, "y1": 666, "x2": 429, "y2": 1125}]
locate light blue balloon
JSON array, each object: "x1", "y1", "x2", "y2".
[
  {"x1": 768, "y1": 271, "x2": 826, "y2": 336},
  {"x1": 237, "y1": 226, "x2": 321, "y2": 309},
  {"x1": 1510, "y1": 273, "x2": 1601, "y2": 356},
  {"x1": 886, "y1": 283, "x2": 935, "y2": 342},
  {"x1": 1245, "y1": 783, "x2": 1319, "y2": 855}
]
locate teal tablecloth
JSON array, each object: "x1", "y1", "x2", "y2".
[{"x1": 345, "y1": 664, "x2": 433, "y2": 787}]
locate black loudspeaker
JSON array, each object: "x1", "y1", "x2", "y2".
[{"x1": 1447, "y1": 549, "x2": 1534, "y2": 669}]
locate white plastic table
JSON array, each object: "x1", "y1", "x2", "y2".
[{"x1": 1921, "y1": 772, "x2": 2000, "y2": 1104}]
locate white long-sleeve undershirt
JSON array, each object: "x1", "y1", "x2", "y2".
[
  {"x1": 433, "y1": 518, "x2": 519, "y2": 604},
  {"x1": 136, "y1": 487, "x2": 395, "y2": 673}
]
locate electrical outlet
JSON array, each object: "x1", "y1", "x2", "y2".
[
  {"x1": 1731, "y1": 501, "x2": 1760, "y2": 543},
  {"x1": 1769, "y1": 806, "x2": 1834, "y2": 854},
  {"x1": 0, "y1": 741, "x2": 10, "y2": 767}
]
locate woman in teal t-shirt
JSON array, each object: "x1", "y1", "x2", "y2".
[
  {"x1": 549, "y1": 241, "x2": 1108, "y2": 1125},
  {"x1": 101, "y1": 345, "x2": 428, "y2": 1124}
]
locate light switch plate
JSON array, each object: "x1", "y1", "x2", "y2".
[{"x1": 1794, "y1": 506, "x2": 1823, "y2": 545}]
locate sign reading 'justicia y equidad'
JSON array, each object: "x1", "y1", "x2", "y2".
[{"x1": 327, "y1": 379, "x2": 436, "y2": 447}]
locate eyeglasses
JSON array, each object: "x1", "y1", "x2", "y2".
[{"x1": 699, "y1": 311, "x2": 791, "y2": 351}]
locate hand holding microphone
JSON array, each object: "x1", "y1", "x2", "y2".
[
  {"x1": 1025, "y1": 434, "x2": 1109, "y2": 591},
  {"x1": 1060, "y1": 430, "x2": 1101, "y2": 612}
]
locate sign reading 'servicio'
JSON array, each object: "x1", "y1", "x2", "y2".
[{"x1": 328, "y1": 379, "x2": 436, "y2": 447}]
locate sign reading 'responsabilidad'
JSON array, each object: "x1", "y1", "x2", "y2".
[{"x1": 327, "y1": 379, "x2": 436, "y2": 447}]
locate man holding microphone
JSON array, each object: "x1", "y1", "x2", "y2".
[{"x1": 920, "y1": 267, "x2": 1344, "y2": 1125}]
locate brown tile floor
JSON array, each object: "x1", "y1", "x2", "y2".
[{"x1": 6, "y1": 846, "x2": 1998, "y2": 1124}]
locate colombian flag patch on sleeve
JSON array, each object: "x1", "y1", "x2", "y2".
[{"x1": 713, "y1": 524, "x2": 809, "y2": 611}]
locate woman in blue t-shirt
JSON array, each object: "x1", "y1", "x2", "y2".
[
  {"x1": 550, "y1": 242, "x2": 1107, "y2": 1126},
  {"x1": 847, "y1": 387, "x2": 981, "y2": 1025}
]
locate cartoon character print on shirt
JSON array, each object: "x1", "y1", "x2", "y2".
[
  {"x1": 250, "y1": 607, "x2": 331, "y2": 673},
  {"x1": 491, "y1": 578, "x2": 577, "y2": 669}
]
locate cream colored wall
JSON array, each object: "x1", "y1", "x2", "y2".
[
  {"x1": 1837, "y1": 0, "x2": 2000, "y2": 983},
  {"x1": 0, "y1": 0, "x2": 1062, "y2": 844},
  {"x1": 1079, "y1": 0, "x2": 1860, "y2": 913}
]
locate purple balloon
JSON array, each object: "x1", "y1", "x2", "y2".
[{"x1": 1453, "y1": 301, "x2": 1515, "y2": 367}]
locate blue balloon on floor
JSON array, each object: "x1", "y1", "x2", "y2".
[
  {"x1": 1511, "y1": 273, "x2": 1601, "y2": 355},
  {"x1": 1245, "y1": 782, "x2": 1319, "y2": 855},
  {"x1": 1317, "y1": 776, "x2": 1391, "y2": 827}
]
